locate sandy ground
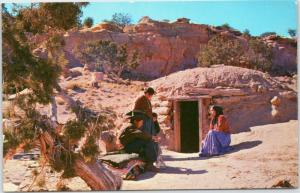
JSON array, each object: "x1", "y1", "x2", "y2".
[
  {"x1": 3, "y1": 69, "x2": 298, "y2": 191},
  {"x1": 5, "y1": 120, "x2": 297, "y2": 191},
  {"x1": 4, "y1": 120, "x2": 298, "y2": 191},
  {"x1": 122, "y1": 120, "x2": 298, "y2": 190}
]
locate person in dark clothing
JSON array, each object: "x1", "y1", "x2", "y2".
[
  {"x1": 152, "y1": 112, "x2": 161, "y2": 136},
  {"x1": 119, "y1": 110, "x2": 159, "y2": 172},
  {"x1": 134, "y1": 87, "x2": 156, "y2": 136}
]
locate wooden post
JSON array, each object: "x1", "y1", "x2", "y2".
[
  {"x1": 198, "y1": 99, "x2": 203, "y2": 151},
  {"x1": 173, "y1": 100, "x2": 181, "y2": 152},
  {"x1": 201, "y1": 98, "x2": 211, "y2": 142}
]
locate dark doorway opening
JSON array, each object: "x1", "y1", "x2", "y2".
[{"x1": 180, "y1": 101, "x2": 199, "y2": 153}]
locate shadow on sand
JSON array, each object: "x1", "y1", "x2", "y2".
[
  {"x1": 135, "y1": 141, "x2": 262, "y2": 180},
  {"x1": 136, "y1": 167, "x2": 207, "y2": 181},
  {"x1": 228, "y1": 140, "x2": 262, "y2": 154},
  {"x1": 162, "y1": 140, "x2": 262, "y2": 161}
]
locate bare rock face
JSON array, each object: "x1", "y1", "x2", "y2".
[
  {"x1": 31, "y1": 18, "x2": 296, "y2": 78},
  {"x1": 62, "y1": 18, "x2": 210, "y2": 78},
  {"x1": 262, "y1": 36, "x2": 297, "y2": 74}
]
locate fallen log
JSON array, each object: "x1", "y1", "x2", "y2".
[{"x1": 39, "y1": 130, "x2": 122, "y2": 190}]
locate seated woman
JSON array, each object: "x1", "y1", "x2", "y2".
[
  {"x1": 199, "y1": 105, "x2": 231, "y2": 157},
  {"x1": 119, "y1": 110, "x2": 159, "y2": 172}
]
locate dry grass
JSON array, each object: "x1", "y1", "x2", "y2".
[
  {"x1": 65, "y1": 80, "x2": 88, "y2": 90},
  {"x1": 56, "y1": 180, "x2": 70, "y2": 191},
  {"x1": 56, "y1": 97, "x2": 65, "y2": 105},
  {"x1": 35, "y1": 174, "x2": 46, "y2": 188}
]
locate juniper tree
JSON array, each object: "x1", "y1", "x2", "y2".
[
  {"x1": 198, "y1": 35, "x2": 273, "y2": 72},
  {"x1": 76, "y1": 40, "x2": 140, "y2": 77},
  {"x1": 2, "y1": 3, "x2": 121, "y2": 190}
]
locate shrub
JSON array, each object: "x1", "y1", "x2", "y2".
[
  {"x1": 243, "y1": 29, "x2": 251, "y2": 37},
  {"x1": 103, "y1": 13, "x2": 132, "y2": 29},
  {"x1": 288, "y1": 29, "x2": 297, "y2": 38},
  {"x1": 75, "y1": 40, "x2": 140, "y2": 77},
  {"x1": 83, "y1": 17, "x2": 94, "y2": 28},
  {"x1": 198, "y1": 35, "x2": 273, "y2": 72},
  {"x1": 260, "y1": 32, "x2": 277, "y2": 37},
  {"x1": 198, "y1": 35, "x2": 244, "y2": 67}
]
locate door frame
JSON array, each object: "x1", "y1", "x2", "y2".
[{"x1": 173, "y1": 98, "x2": 203, "y2": 152}]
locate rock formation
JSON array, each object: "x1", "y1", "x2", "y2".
[{"x1": 31, "y1": 17, "x2": 297, "y2": 79}]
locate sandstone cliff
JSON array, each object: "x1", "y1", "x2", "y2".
[{"x1": 32, "y1": 17, "x2": 297, "y2": 79}]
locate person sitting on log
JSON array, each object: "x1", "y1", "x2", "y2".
[{"x1": 119, "y1": 110, "x2": 160, "y2": 172}]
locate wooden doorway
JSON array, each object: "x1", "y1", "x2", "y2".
[
  {"x1": 171, "y1": 96, "x2": 211, "y2": 152},
  {"x1": 180, "y1": 101, "x2": 199, "y2": 153}
]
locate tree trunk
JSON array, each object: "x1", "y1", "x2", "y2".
[
  {"x1": 74, "y1": 159, "x2": 122, "y2": 190},
  {"x1": 42, "y1": 92, "x2": 123, "y2": 190},
  {"x1": 39, "y1": 131, "x2": 122, "y2": 190}
]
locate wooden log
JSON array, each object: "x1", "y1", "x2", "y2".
[
  {"x1": 40, "y1": 131, "x2": 122, "y2": 190},
  {"x1": 45, "y1": 89, "x2": 122, "y2": 190},
  {"x1": 184, "y1": 88, "x2": 247, "y2": 97}
]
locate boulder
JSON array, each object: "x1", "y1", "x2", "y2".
[
  {"x1": 69, "y1": 68, "x2": 83, "y2": 78},
  {"x1": 154, "y1": 107, "x2": 169, "y2": 116},
  {"x1": 270, "y1": 96, "x2": 281, "y2": 106},
  {"x1": 91, "y1": 23, "x2": 122, "y2": 32}
]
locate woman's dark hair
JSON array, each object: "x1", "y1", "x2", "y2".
[{"x1": 211, "y1": 105, "x2": 224, "y2": 125}]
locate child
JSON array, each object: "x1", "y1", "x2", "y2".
[{"x1": 152, "y1": 112, "x2": 167, "y2": 168}]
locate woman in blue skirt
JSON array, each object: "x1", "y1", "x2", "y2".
[{"x1": 199, "y1": 105, "x2": 231, "y2": 157}]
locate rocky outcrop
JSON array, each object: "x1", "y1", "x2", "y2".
[
  {"x1": 262, "y1": 35, "x2": 297, "y2": 74},
  {"x1": 62, "y1": 17, "x2": 210, "y2": 78},
  {"x1": 31, "y1": 17, "x2": 297, "y2": 78}
]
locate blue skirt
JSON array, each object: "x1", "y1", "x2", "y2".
[
  {"x1": 141, "y1": 117, "x2": 157, "y2": 136},
  {"x1": 199, "y1": 130, "x2": 231, "y2": 157}
]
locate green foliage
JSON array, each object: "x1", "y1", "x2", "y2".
[
  {"x1": 13, "y1": 2, "x2": 89, "y2": 34},
  {"x1": 76, "y1": 40, "x2": 140, "y2": 77},
  {"x1": 83, "y1": 17, "x2": 94, "y2": 28},
  {"x1": 45, "y1": 33, "x2": 69, "y2": 76},
  {"x1": 288, "y1": 29, "x2": 297, "y2": 38},
  {"x1": 3, "y1": 131, "x2": 20, "y2": 156},
  {"x1": 51, "y1": 149, "x2": 77, "y2": 178},
  {"x1": 108, "y1": 13, "x2": 132, "y2": 29},
  {"x1": 198, "y1": 35, "x2": 244, "y2": 67},
  {"x1": 198, "y1": 35, "x2": 273, "y2": 72},
  {"x1": 2, "y1": 3, "x2": 115, "y2": 182},
  {"x1": 3, "y1": 6, "x2": 59, "y2": 103},
  {"x1": 243, "y1": 29, "x2": 251, "y2": 37},
  {"x1": 129, "y1": 50, "x2": 140, "y2": 69},
  {"x1": 260, "y1": 32, "x2": 277, "y2": 37},
  {"x1": 220, "y1": 23, "x2": 233, "y2": 30},
  {"x1": 247, "y1": 38, "x2": 273, "y2": 71},
  {"x1": 81, "y1": 136, "x2": 99, "y2": 161},
  {"x1": 63, "y1": 120, "x2": 86, "y2": 141},
  {"x1": 75, "y1": 40, "x2": 117, "y2": 69}
]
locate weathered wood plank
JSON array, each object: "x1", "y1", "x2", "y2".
[
  {"x1": 167, "y1": 95, "x2": 211, "y2": 101},
  {"x1": 173, "y1": 101, "x2": 181, "y2": 152},
  {"x1": 198, "y1": 99, "x2": 202, "y2": 152},
  {"x1": 185, "y1": 88, "x2": 247, "y2": 97}
]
